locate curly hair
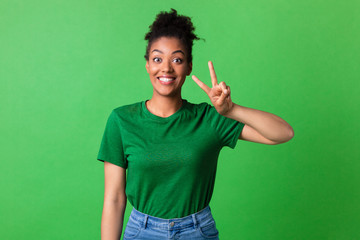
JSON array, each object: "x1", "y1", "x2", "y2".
[{"x1": 144, "y1": 8, "x2": 203, "y2": 63}]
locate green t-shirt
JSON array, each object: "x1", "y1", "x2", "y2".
[{"x1": 97, "y1": 99, "x2": 245, "y2": 219}]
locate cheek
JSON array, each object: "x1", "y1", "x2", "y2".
[
  {"x1": 180, "y1": 68, "x2": 189, "y2": 76},
  {"x1": 149, "y1": 66, "x2": 159, "y2": 74}
]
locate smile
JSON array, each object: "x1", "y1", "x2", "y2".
[{"x1": 157, "y1": 77, "x2": 176, "y2": 84}]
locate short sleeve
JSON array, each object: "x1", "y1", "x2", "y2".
[
  {"x1": 205, "y1": 103, "x2": 245, "y2": 149},
  {"x1": 97, "y1": 110, "x2": 127, "y2": 169}
]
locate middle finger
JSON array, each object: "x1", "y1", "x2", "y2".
[{"x1": 208, "y1": 61, "x2": 218, "y2": 87}]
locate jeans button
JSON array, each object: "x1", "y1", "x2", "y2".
[{"x1": 170, "y1": 222, "x2": 174, "y2": 227}]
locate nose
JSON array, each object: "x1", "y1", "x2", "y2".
[{"x1": 162, "y1": 60, "x2": 174, "y2": 73}]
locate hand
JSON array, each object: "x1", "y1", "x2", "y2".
[{"x1": 192, "y1": 61, "x2": 234, "y2": 116}]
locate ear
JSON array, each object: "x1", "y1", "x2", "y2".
[
  {"x1": 187, "y1": 62, "x2": 193, "y2": 76},
  {"x1": 145, "y1": 60, "x2": 150, "y2": 73}
]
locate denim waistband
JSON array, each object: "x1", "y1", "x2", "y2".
[{"x1": 129, "y1": 205, "x2": 213, "y2": 230}]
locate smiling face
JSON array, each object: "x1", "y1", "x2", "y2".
[{"x1": 145, "y1": 37, "x2": 192, "y2": 98}]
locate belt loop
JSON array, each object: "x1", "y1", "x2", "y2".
[
  {"x1": 191, "y1": 213, "x2": 197, "y2": 229},
  {"x1": 144, "y1": 214, "x2": 149, "y2": 229}
]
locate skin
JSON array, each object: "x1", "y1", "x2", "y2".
[
  {"x1": 100, "y1": 36, "x2": 294, "y2": 239},
  {"x1": 145, "y1": 36, "x2": 192, "y2": 117},
  {"x1": 100, "y1": 36, "x2": 191, "y2": 240},
  {"x1": 144, "y1": 36, "x2": 294, "y2": 144},
  {"x1": 192, "y1": 61, "x2": 294, "y2": 144},
  {"x1": 101, "y1": 161, "x2": 126, "y2": 240}
]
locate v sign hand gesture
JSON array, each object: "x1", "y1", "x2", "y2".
[{"x1": 192, "y1": 61, "x2": 234, "y2": 116}]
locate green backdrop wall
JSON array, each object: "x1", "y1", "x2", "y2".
[{"x1": 1, "y1": 0, "x2": 359, "y2": 239}]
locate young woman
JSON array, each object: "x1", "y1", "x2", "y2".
[{"x1": 97, "y1": 8, "x2": 294, "y2": 240}]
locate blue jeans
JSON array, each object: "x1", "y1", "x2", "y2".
[{"x1": 123, "y1": 205, "x2": 220, "y2": 239}]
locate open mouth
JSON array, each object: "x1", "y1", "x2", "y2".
[{"x1": 157, "y1": 77, "x2": 176, "y2": 84}]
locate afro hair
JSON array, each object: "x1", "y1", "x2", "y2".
[{"x1": 144, "y1": 8, "x2": 203, "y2": 63}]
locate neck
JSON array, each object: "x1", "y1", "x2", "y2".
[{"x1": 146, "y1": 93, "x2": 183, "y2": 118}]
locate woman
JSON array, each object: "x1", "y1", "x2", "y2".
[{"x1": 97, "y1": 8, "x2": 294, "y2": 240}]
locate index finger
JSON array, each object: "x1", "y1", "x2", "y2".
[
  {"x1": 192, "y1": 75, "x2": 211, "y2": 95},
  {"x1": 208, "y1": 61, "x2": 218, "y2": 87}
]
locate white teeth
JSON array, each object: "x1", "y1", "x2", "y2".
[{"x1": 158, "y1": 77, "x2": 175, "y2": 82}]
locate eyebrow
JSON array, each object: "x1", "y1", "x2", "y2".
[{"x1": 151, "y1": 49, "x2": 185, "y2": 55}]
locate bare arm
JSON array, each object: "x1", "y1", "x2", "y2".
[
  {"x1": 101, "y1": 161, "x2": 127, "y2": 240},
  {"x1": 224, "y1": 104, "x2": 294, "y2": 145},
  {"x1": 192, "y1": 61, "x2": 294, "y2": 145}
]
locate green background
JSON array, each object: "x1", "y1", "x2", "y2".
[{"x1": 1, "y1": 0, "x2": 359, "y2": 239}]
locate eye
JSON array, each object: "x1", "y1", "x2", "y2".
[
  {"x1": 153, "y1": 57, "x2": 161, "y2": 63},
  {"x1": 173, "y1": 58, "x2": 183, "y2": 63}
]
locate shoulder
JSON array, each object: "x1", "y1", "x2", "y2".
[
  {"x1": 182, "y1": 100, "x2": 219, "y2": 123},
  {"x1": 185, "y1": 100, "x2": 211, "y2": 113},
  {"x1": 113, "y1": 101, "x2": 142, "y2": 113},
  {"x1": 111, "y1": 101, "x2": 142, "y2": 119},
  {"x1": 189, "y1": 101, "x2": 219, "y2": 118}
]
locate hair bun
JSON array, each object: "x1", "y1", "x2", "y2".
[{"x1": 144, "y1": 8, "x2": 203, "y2": 63}]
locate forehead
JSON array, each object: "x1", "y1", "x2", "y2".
[{"x1": 150, "y1": 37, "x2": 186, "y2": 53}]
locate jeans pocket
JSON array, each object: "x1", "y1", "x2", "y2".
[
  {"x1": 124, "y1": 217, "x2": 142, "y2": 239},
  {"x1": 199, "y1": 220, "x2": 219, "y2": 239}
]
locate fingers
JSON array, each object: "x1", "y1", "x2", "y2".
[
  {"x1": 192, "y1": 75, "x2": 211, "y2": 95},
  {"x1": 208, "y1": 61, "x2": 218, "y2": 87},
  {"x1": 226, "y1": 86, "x2": 231, "y2": 100},
  {"x1": 217, "y1": 83, "x2": 230, "y2": 105},
  {"x1": 219, "y1": 81, "x2": 227, "y2": 94},
  {"x1": 217, "y1": 89, "x2": 227, "y2": 105}
]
